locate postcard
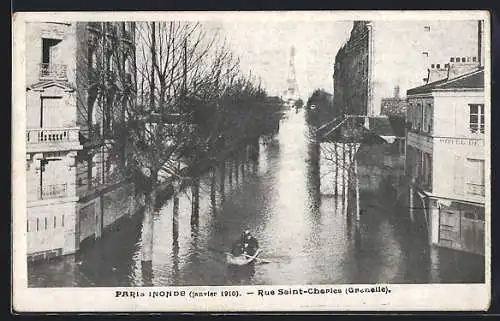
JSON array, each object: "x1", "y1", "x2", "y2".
[{"x1": 12, "y1": 10, "x2": 491, "y2": 312}]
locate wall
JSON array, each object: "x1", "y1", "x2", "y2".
[
  {"x1": 26, "y1": 84, "x2": 78, "y2": 129},
  {"x1": 437, "y1": 201, "x2": 485, "y2": 255},
  {"x1": 77, "y1": 182, "x2": 140, "y2": 246},
  {"x1": 25, "y1": 22, "x2": 77, "y2": 87},
  {"x1": 27, "y1": 198, "x2": 78, "y2": 257},
  {"x1": 333, "y1": 21, "x2": 369, "y2": 116},
  {"x1": 433, "y1": 92, "x2": 485, "y2": 138},
  {"x1": 432, "y1": 136, "x2": 485, "y2": 205}
]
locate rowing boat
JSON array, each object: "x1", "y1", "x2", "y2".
[{"x1": 225, "y1": 248, "x2": 262, "y2": 266}]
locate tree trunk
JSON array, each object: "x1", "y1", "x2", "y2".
[
  {"x1": 219, "y1": 161, "x2": 225, "y2": 198},
  {"x1": 141, "y1": 191, "x2": 155, "y2": 263},
  {"x1": 210, "y1": 168, "x2": 217, "y2": 212},
  {"x1": 191, "y1": 177, "x2": 200, "y2": 225},
  {"x1": 172, "y1": 192, "x2": 179, "y2": 244},
  {"x1": 234, "y1": 158, "x2": 239, "y2": 182},
  {"x1": 241, "y1": 158, "x2": 245, "y2": 179}
]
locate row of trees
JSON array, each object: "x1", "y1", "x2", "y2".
[{"x1": 91, "y1": 22, "x2": 283, "y2": 262}]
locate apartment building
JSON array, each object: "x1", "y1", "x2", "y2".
[
  {"x1": 25, "y1": 21, "x2": 137, "y2": 261},
  {"x1": 405, "y1": 65, "x2": 485, "y2": 255},
  {"x1": 333, "y1": 20, "x2": 482, "y2": 117}
]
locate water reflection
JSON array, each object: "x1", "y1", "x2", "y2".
[{"x1": 28, "y1": 109, "x2": 484, "y2": 287}]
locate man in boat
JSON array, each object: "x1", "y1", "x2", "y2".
[{"x1": 238, "y1": 230, "x2": 259, "y2": 257}]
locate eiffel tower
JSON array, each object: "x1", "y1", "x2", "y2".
[{"x1": 283, "y1": 46, "x2": 300, "y2": 107}]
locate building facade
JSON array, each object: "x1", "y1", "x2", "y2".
[
  {"x1": 333, "y1": 20, "x2": 483, "y2": 117},
  {"x1": 333, "y1": 21, "x2": 370, "y2": 117},
  {"x1": 25, "y1": 21, "x2": 137, "y2": 261},
  {"x1": 405, "y1": 67, "x2": 485, "y2": 255},
  {"x1": 381, "y1": 85, "x2": 408, "y2": 118}
]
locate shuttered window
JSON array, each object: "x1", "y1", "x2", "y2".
[
  {"x1": 466, "y1": 159, "x2": 485, "y2": 196},
  {"x1": 453, "y1": 155, "x2": 465, "y2": 195}
]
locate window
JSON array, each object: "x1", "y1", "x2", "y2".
[
  {"x1": 422, "y1": 52, "x2": 429, "y2": 57},
  {"x1": 45, "y1": 217, "x2": 48, "y2": 230},
  {"x1": 422, "y1": 152, "x2": 433, "y2": 189},
  {"x1": 27, "y1": 220, "x2": 29, "y2": 232},
  {"x1": 450, "y1": 57, "x2": 455, "y2": 62},
  {"x1": 54, "y1": 216, "x2": 57, "y2": 228},
  {"x1": 436, "y1": 64, "x2": 440, "y2": 69},
  {"x1": 424, "y1": 26, "x2": 431, "y2": 32},
  {"x1": 61, "y1": 215, "x2": 65, "y2": 227},
  {"x1": 42, "y1": 38, "x2": 61, "y2": 64},
  {"x1": 36, "y1": 218, "x2": 39, "y2": 231},
  {"x1": 462, "y1": 57, "x2": 466, "y2": 62},
  {"x1": 469, "y1": 104, "x2": 485, "y2": 134},
  {"x1": 431, "y1": 64, "x2": 435, "y2": 68},
  {"x1": 416, "y1": 102, "x2": 423, "y2": 131},
  {"x1": 456, "y1": 57, "x2": 460, "y2": 62},
  {"x1": 473, "y1": 57, "x2": 477, "y2": 62},
  {"x1": 423, "y1": 103, "x2": 433, "y2": 134},
  {"x1": 466, "y1": 159, "x2": 485, "y2": 196}
]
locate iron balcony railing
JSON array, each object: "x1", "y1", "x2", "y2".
[
  {"x1": 39, "y1": 63, "x2": 67, "y2": 80},
  {"x1": 26, "y1": 127, "x2": 80, "y2": 144}
]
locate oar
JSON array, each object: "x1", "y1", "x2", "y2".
[
  {"x1": 241, "y1": 252, "x2": 272, "y2": 264},
  {"x1": 208, "y1": 247, "x2": 272, "y2": 264}
]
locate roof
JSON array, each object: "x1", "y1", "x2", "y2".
[
  {"x1": 407, "y1": 68, "x2": 484, "y2": 96},
  {"x1": 368, "y1": 117, "x2": 395, "y2": 137}
]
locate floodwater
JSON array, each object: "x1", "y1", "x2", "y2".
[{"x1": 28, "y1": 109, "x2": 485, "y2": 287}]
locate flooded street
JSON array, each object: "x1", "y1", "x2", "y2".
[{"x1": 28, "y1": 109, "x2": 484, "y2": 287}]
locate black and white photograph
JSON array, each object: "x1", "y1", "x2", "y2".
[{"x1": 12, "y1": 11, "x2": 490, "y2": 312}]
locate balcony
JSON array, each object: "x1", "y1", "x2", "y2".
[
  {"x1": 26, "y1": 127, "x2": 82, "y2": 152},
  {"x1": 39, "y1": 63, "x2": 67, "y2": 80},
  {"x1": 467, "y1": 183, "x2": 485, "y2": 196},
  {"x1": 38, "y1": 183, "x2": 68, "y2": 200}
]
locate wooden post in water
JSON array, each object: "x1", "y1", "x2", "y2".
[
  {"x1": 355, "y1": 157, "x2": 360, "y2": 221},
  {"x1": 409, "y1": 181, "x2": 415, "y2": 223},
  {"x1": 334, "y1": 142, "x2": 339, "y2": 196},
  {"x1": 342, "y1": 142, "x2": 346, "y2": 200}
]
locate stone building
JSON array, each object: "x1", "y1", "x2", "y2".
[
  {"x1": 406, "y1": 66, "x2": 485, "y2": 255},
  {"x1": 381, "y1": 85, "x2": 408, "y2": 118},
  {"x1": 333, "y1": 21, "x2": 370, "y2": 117},
  {"x1": 25, "y1": 21, "x2": 138, "y2": 261},
  {"x1": 333, "y1": 20, "x2": 483, "y2": 117}
]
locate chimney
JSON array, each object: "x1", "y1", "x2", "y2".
[
  {"x1": 394, "y1": 85, "x2": 400, "y2": 98},
  {"x1": 448, "y1": 59, "x2": 477, "y2": 79},
  {"x1": 427, "y1": 64, "x2": 449, "y2": 83}
]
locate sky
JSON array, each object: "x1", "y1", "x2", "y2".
[{"x1": 206, "y1": 21, "x2": 353, "y2": 101}]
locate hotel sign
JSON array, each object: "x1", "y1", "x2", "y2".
[{"x1": 438, "y1": 138, "x2": 484, "y2": 146}]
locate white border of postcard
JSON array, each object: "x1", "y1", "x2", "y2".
[{"x1": 12, "y1": 10, "x2": 491, "y2": 312}]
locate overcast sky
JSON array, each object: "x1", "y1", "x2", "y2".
[{"x1": 210, "y1": 21, "x2": 353, "y2": 100}]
